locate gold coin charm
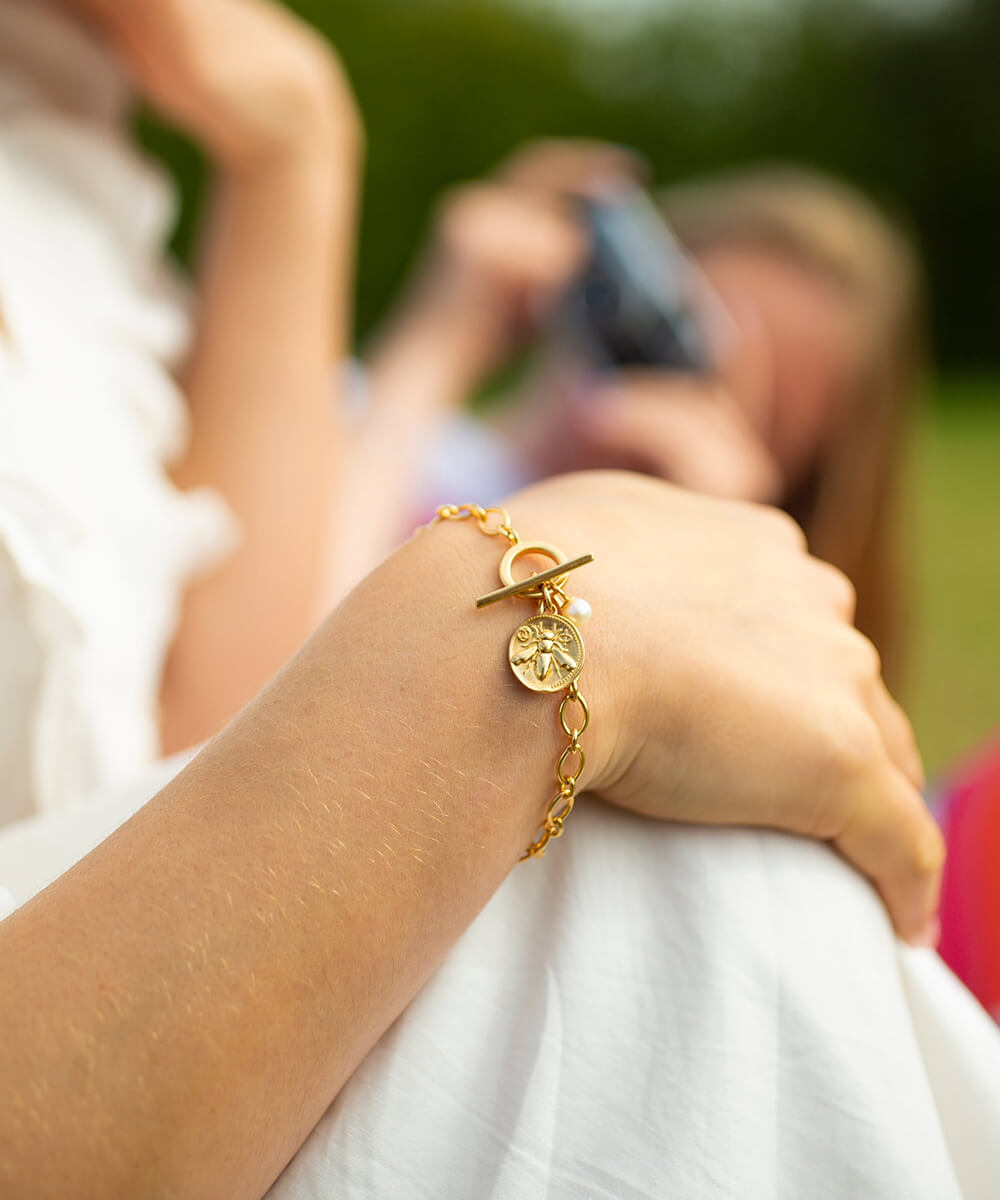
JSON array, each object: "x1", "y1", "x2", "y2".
[{"x1": 508, "y1": 614, "x2": 585, "y2": 693}]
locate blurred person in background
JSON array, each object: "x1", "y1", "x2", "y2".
[{"x1": 362, "y1": 142, "x2": 923, "y2": 687}]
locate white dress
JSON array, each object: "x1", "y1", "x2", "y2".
[{"x1": 0, "y1": 6, "x2": 998, "y2": 1199}]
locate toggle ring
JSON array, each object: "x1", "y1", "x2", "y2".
[{"x1": 498, "y1": 541, "x2": 569, "y2": 599}]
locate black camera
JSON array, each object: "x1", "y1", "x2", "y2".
[{"x1": 561, "y1": 185, "x2": 723, "y2": 374}]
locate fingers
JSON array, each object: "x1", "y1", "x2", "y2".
[
  {"x1": 436, "y1": 184, "x2": 586, "y2": 294},
  {"x1": 831, "y1": 757, "x2": 944, "y2": 945},
  {"x1": 866, "y1": 676, "x2": 925, "y2": 790},
  {"x1": 746, "y1": 503, "x2": 809, "y2": 553},
  {"x1": 435, "y1": 138, "x2": 644, "y2": 284},
  {"x1": 807, "y1": 559, "x2": 857, "y2": 622},
  {"x1": 825, "y1": 621, "x2": 924, "y2": 791},
  {"x1": 498, "y1": 139, "x2": 646, "y2": 196},
  {"x1": 580, "y1": 376, "x2": 782, "y2": 502},
  {"x1": 802, "y1": 587, "x2": 934, "y2": 941},
  {"x1": 712, "y1": 289, "x2": 777, "y2": 433}
]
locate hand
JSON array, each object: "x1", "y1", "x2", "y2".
[
  {"x1": 67, "y1": 0, "x2": 359, "y2": 169},
  {"x1": 532, "y1": 280, "x2": 785, "y2": 498},
  {"x1": 574, "y1": 371, "x2": 783, "y2": 502},
  {"x1": 379, "y1": 140, "x2": 642, "y2": 389},
  {"x1": 505, "y1": 470, "x2": 940, "y2": 944}
]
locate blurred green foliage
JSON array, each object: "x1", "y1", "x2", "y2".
[
  {"x1": 139, "y1": 0, "x2": 1000, "y2": 367},
  {"x1": 910, "y1": 376, "x2": 1000, "y2": 773}
]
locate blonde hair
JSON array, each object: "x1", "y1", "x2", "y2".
[{"x1": 661, "y1": 166, "x2": 926, "y2": 687}]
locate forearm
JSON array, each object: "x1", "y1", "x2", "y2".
[
  {"x1": 324, "y1": 312, "x2": 485, "y2": 592},
  {"x1": 0, "y1": 519, "x2": 567, "y2": 1200},
  {"x1": 366, "y1": 285, "x2": 493, "y2": 425},
  {"x1": 163, "y1": 146, "x2": 358, "y2": 754}
]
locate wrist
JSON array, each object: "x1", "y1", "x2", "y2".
[
  {"x1": 371, "y1": 264, "x2": 511, "y2": 394},
  {"x1": 218, "y1": 69, "x2": 363, "y2": 180},
  {"x1": 366, "y1": 311, "x2": 485, "y2": 421},
  {"x1": 221, "y1": 122, "x2": 359, "y2": 188},
  {"x1": 335, "y1": 520, "x2": 567, "y2": 862},
  {"x1": 215, "y1": 143, "x2": 355, "y2": 247},
  {"x1": 414, "y1": 499, "x2": 620, "y2": 829},
  {"x1": 501, "y1": 520, "x2": 621, "y2": 786}
]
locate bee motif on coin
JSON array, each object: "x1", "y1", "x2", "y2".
[{"x1": 508, "y1": 614, "x2": 585, "y2": 693}]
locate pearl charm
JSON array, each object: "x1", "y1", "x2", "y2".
[{"x1": 563, "y1": 596, "x2": 592, "y2": 624}]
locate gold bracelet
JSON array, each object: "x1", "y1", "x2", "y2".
[{"x1": 432, "y1": 504, "x2": 593, "y2": 860}]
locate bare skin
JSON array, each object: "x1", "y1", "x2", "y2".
[
  {"x1": 66, "y1": 0, "x2": 363, "y2": 753},
  {"x1": 0, "y1": 471, "x2": 942, "y2": 1199}
]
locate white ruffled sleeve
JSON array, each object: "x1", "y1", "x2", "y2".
[{"x1": 0, "y1": 2, "x2": 238, "y2": 821}]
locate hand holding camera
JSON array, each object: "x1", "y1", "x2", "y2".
[{"x1": 373, "y1": 138, "x2": 781, "y2": 503}]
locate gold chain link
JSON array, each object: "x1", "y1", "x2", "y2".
[
  {"x1": 433, "y1": 503, "x2": 590, "y2": 860},
  {"x1": 521, "y1": 681, "x2": 589, "y2": 859},
  {"x1": 434, "y1": 503, "x2": 519, "y2": 545}
]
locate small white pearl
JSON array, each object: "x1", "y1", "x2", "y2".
[{"x1": 564, "y1": 596, "x2": 592, "y2": 624}]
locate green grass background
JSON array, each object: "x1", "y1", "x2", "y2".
[{"x1": 909, "y1": 377, "x2": 1000, "y2": 776}]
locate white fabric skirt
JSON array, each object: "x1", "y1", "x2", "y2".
[{"x1": 2, "y1": 774, "x2": 998, "y2": 1200}]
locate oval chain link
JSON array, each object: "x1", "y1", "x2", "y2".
[
  {"x1": 434, "y1": 503, "x2": 519, "y2": 545},
  {"x1": 521, "y1": 680, "x2": 589, "y2": 860},
  {"x1": 434, "y1": 504, "x2": 589, "y2": 861}
]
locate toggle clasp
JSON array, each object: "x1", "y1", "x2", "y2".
[{"x1": 475, "y1": 543, "x2": 594, "y2": 608}]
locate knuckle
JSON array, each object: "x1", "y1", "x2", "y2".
[
  {"x1": 756, "y1": 505, "x2": 807, "y2": 550},
  {"x1": 803, "y1": 789, "x2": 849, "y2": 840},
  {"x1": 842, "y1": 628, "x2": 882, "y2": 679},
  {"x1": 904, "y1": 724, "x2": 924, "y2": 778},
  {"x1": 823, "y1": 706, "x2": 884, "y2": 784},
  {"x1": 893, "y1": 710, "x2": 923, "y2": 774},
  {"x1": 814, "y1": 561, "x2": 858, "y2": 621},
  {"x1": 909, "y1": 822, "x2": 946, "y2": 882}
]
